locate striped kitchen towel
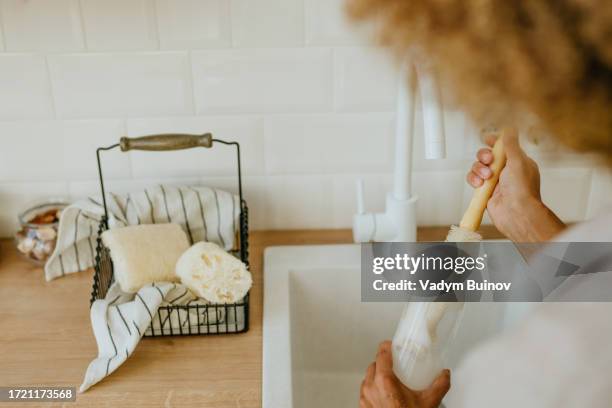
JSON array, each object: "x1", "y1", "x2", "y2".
[
  {"x1": 44, "y1": 185, "x2": 240, "y2": 281},
  {"x1": 79, "y1": 281, "x2": 225, "y2": 393}
]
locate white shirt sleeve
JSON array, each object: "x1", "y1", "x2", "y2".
[{"x1": 443, "y1": 303, "x2": 612, "y2": 408}]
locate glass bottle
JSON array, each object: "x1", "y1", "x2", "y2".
[{"x1": 392, "y1": 302, "x2": 465, "y2": 390}]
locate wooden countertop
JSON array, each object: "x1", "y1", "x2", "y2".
[{"x1": 0, "y1": 227, "x2": 501, "y2": 407}]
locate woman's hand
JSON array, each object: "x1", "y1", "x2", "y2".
[
  {"x1": 360, "y1": 341, "x2": 450, "y2": 408},
  {"x1": 467, "y1": 132, "x2": 565, "y2": 242}
]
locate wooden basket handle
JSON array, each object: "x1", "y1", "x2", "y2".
[{"x1": 120, "y1": 133, "x2": 212, "y2": 152}]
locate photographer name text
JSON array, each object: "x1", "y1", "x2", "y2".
[{"x1": 372, "y1": 279, "x2": 512, "y2": 292}]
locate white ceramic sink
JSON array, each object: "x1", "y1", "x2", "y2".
[{"x1": 263, "y1": 244, "x2": 532, "y2": 408}]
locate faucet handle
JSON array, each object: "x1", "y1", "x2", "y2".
[
  {"x1": 353, "y1": 178, "x2": 376, "y2": 243},
  {"x1": 356, "y1": 178, "x2": 366, "y2": 214}
]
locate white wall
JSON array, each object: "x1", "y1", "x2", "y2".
[{"x1": 0, "y1": 0, "x2": 610, "y2": 236}]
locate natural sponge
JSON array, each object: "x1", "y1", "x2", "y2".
[
  {"x1": 102, "y1": 224, "x2": 189, "y2": 293},
  {"x1": 176, "y1": 242, "x2": 252, "y2": 304}
]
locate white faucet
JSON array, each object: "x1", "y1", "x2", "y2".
[{"x1": 353, "y1": 63, "x2": 446, "y2": 243}]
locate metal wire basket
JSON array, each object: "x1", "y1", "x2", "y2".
[{"x1": 90, "y1": 133, "x2": 250, "y2": 337}]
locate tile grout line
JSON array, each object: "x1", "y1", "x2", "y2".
[
  {"x1": 260, "y1": 115, "x2": 271, "y2": 176},
  {"x1": 149, "y1": 0, "x2": 161, "y2": 50},
  {"x1": 226, "y1": 0, "x2": 234, "y2": 48},
  {"x1": 121, "y1": 118, "x2": 135, "y2": 181},
  {"x1": 332, "y1": 47, "x2": 338, "y2": 113},
  {"x1": 187, "y1": 50, "x2": 197, "y2": 115},
  {"x1": 0, "y1": 4, "x2": 6, "y2": 51},
  {"x1": 76, "y1": 0, "x2": 89, "y2": 51},
  {"x1": 301, "y1": 0, "x2": 307, "y2": 46},
  {"x1": 43, "y1": 56, "x2": 59, "y2": 119}
]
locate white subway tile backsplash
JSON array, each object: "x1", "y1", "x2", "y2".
[
  {"x1": 264, "y1": 113, "x2": 394, "y2": 174},
  {"x1": 48, "y1": 52, "x2": 193, "y2": 118},
  {"x1": 0, "y1": 54, "x2": 54, "y2": 120},
  {"x1": 334, "y1": 47, "x2": 399, "y2": 112},
  {"x1": 264, "y1": 175, "x2": 334, "y2": 229},
  {"x1": 0, "y1": 0, "x2": 84, "y2": 51},
  {"x1": 61, "y1": 119, "x2": 130, "y2": 180},
  {"x1": 0, "y1": 3, "x2": 608, "y2": 236},
  {"x1": 192, "y1": 48, "x2": 333, "y2": 114},
  {"x1": 156, "y1": 0, "x2": 230, "y2": 49},
  {"x1": 0, "y1": 120, "x2": 128, "y2": 182},
  {"x1": 196, "y1": 177, "x2": 242, "y2": 196},
  {"x1": 230, "y1": 0, "x2": 304, "y2": 47},
  {"x1": 0, "y1": 122, "x2": 63, "y2": 181},
  {"x1": 235, "y1": 176, "x2": 268, "y2": 230},
  {"x1": 126, "y1": 116, "x2": 265, "y2": 178},
  {"x1": 0, "y1": 182, "x2": 69, "y2": 236},
  {"x1": 80, "y1": 0, "x2": 158, "y2": 51},
  {"x1": 194, "y1": 176, "x2": 268, "y2": 229},
  {"x1": 541, "y1": 168, "x2": 592, "y2": 222},
  {"x1": 67, "y1": 179, "x2": 107, "y2": 201},
  {"x1": 414, "y1": 171, "x2": 464, "y2": 226},
  {"x1": 304, "y1": 0, "x2": 365, "y2": 46}
]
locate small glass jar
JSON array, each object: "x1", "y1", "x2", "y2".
[
  {"x1": 392, "y1": 302, "x2": 464, "y2": 390},
  {"x1": 14, "y1": 201, "x2": 67, "y2": 265}
]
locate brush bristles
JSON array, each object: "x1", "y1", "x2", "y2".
[{"x1": 445, "y1": 225, "x2": 482, "y2": 242}]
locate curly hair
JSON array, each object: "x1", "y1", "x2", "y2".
[{"x1": 346, "y1": 0, "x2": 612, "y2": 161}]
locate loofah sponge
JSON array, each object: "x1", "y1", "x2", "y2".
[
  {"x1": 176, "y1": 242, "x2": 252, "y2": 304},
  {"x1": 101, "y1": 224, "x2": 190, "y2": 293},
  {"x1": 445, "y1": 225, "x2": 482, "y2": 242}
]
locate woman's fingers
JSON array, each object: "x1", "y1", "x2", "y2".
[
  {"x1": 476, "y1": 147, "x2": 493, "y2": 164},
  {"x1": 374, "y1": 341, "x2": 394, "y2": 376},
  {"x1": 365, "y1": 362, "x2": 376, "y2": 384},
  {"x1": 361, "y1": 340, "x2": 451, "y2": 408},
  {"x1": 467, "y1": 171, "x2": 484, "y2": 187},
  {"x1": 472, "y1": 161, "x2": 492, "y2": 178},
  {"x1": 419, "y1": 369, "x2": 451, "y2": 408},
  {"x1": 374, "y1": 341, "x2": 409, "y2": 408},
  {"x1": 501, "y1": 128, "x2": 522, "y2": 160},
  {"x1": 467, "y1": 156, "x2": 493, "y2": 188},
  {"x1": 466, "y1": 136, "x2": 497, "y2": 190},
  {"x1": 360, "y1": 361, "x2": 379, "y2": 408},
  {"x1": 359, "y1": 383, "x2": 374, "y2": 408},
  {"x1": 484, "y1": 133, "x2": 497, "y2": 147}
]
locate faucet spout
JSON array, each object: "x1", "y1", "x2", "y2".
[
  {"x1": 353, "y1": 62, "x2": 446, "y2": 243},
  {"x1": 417, "y1": 65, "x2": 447, "y2": 160},
  {"x1": 393, "y1": 64, "x2": 417, "y2": 201}
]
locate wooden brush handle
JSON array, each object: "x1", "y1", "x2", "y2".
[{"x1": 459, "y1": 127, "x2": 515, "y2": 231}]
